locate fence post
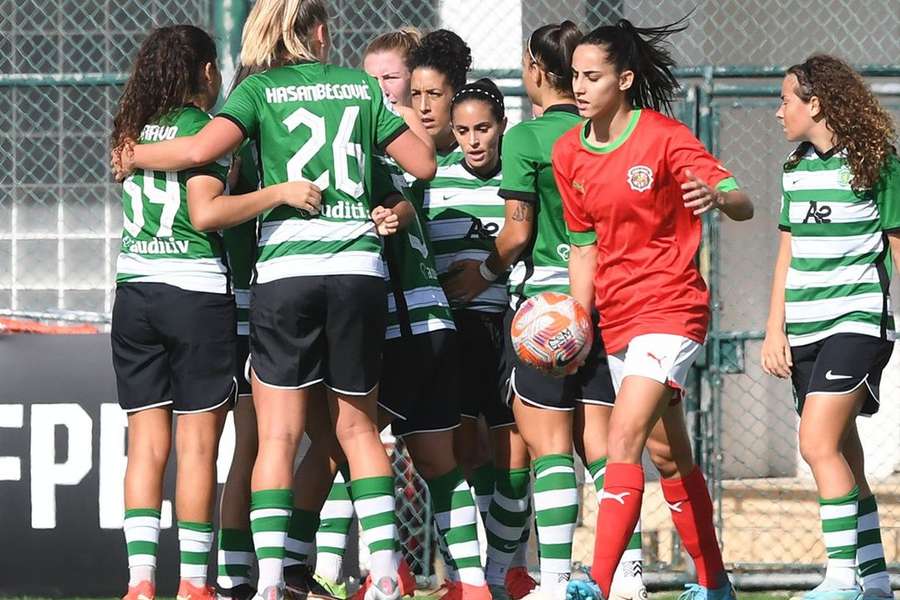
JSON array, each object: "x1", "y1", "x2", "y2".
[{"x1": 214, "y1": 0, "x2": 250, "y2": 90}]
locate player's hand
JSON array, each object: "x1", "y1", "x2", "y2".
[
  {"x1": 682, "y1": 169, "x2": 723, "y2": 215},
  {"x1": 372, "y1": 206, "x2": 400, "y2": 236},
  {"x1": 443, "y1": 259, "x2": 491, "y2": 303},
  {"x1": 275, "y1": 180, "x2": 322, "y2": 216},
  {"x1": 111, "y1": 139, "x2": 136, "y2": 182},
  {"x1": 761, "y1": 327, "x2": 793, "y2": 379}
]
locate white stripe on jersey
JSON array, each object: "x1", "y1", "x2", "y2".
[
  {"x1": 785, "y1": 292, "x2": 886, "y2": 323},
  {"x1": 387, "y1": 286, "x2": 451, "y2": 313},
  {"x1": 791, "y1": 234, "x2": 884, "y2": 259},
  {"x1": 508, "y1": 264, "x2": 569, "y2": 288},
  {"x1": 788, "y1": 200, "x2": 878, "y2": 224},
  {"x1": 117, "y1": 254, "x2": 229, "y2": 294},
  {"x1": 255, "y1": 252, "x2": 385, "y2": 283},
  {"x1": 787, "y1": 320, "x2": 891, "y2": 346},
  {"x1": 424, "y1": 187, "x2": 504, "y2": 210},
  {"x1": 384, "y1": 317, "x2": 456, "y2": 340},
  {"x1": 783, "y1": 168, "x2": 851, "y2": 192},
  {"x1": 426, "y1": 216, "x2": 506, "y2": 242},
  {"x1": 259, "y1": 218, "x2": 378, "y2": 246},
  {"x1": 786, "y1": 264, "x2": 881, "y2": 289}
]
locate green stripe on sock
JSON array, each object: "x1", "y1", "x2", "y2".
[
  {"x1": 127, "y1": 540, "x2": 157, "y2": 556},
  {"x1": 587, "y1": 458, "x2": 608, "y2": 494},
  {"x1": 125, "y1": 507, "x2": 161, "y2": 519},
  {"x1": 179, "y1": 521, "x2": 213, "y2": 533},
  {"x1": 251, "y1": 489, "x2": 293, "y2": 510}
]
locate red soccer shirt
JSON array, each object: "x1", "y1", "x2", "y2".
[{"x1": 552, "y1": 109, "x2": 737, "y2": 354}]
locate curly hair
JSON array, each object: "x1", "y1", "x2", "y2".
[
  {"x1": 784, "y1": 55, "x2": 897, "y2": 190},
  {"x1": 408, "y1": 29, "x2": 472, "y2": 92},
  {"x1": 111, "y1": 25, "x2": 217, "y2": 147}
]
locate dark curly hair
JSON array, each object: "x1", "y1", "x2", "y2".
[
  {"x1": 783, "y1": 55, "x2": 897, "y2": 191},
  {"x1": 408, "y1": 29, "x2": 472, "y2": 92},
  {"x1": 111, "y1": 25, "x2": 217, "y2": 147},
  {"x1": 578, "y1": 17, "x2": 688, "y2": 115}
]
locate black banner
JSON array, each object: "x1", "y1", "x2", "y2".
[{"x1": 0, "y1": 333, "x2": 358, "y2": 597}]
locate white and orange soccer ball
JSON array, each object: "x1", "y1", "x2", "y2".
[{"x1": 510, "y1": 291, "x2": 593, "y2": 378}]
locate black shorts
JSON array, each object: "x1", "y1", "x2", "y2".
[
  {"x1": 380, "y1": 329, "x2": 461, "y2": 437},
  {"x1": 249, "y1": 275, "x2": 387, "y2": 394},
  {"x1": 454, "y1": 310, "x2": 515, "y2": 428},
  {"x1": 791, "y1": 333, "x2": 894, "y2": 416},
  {"x1": 111, "y1": 283, "x2": 237, "y2": 414},
  {"x1": 503, "y1": 308, "x2": 615, "y2": 411},
  {"x1": 236, "y1": 335, "x2": 252, "y2": 397}
]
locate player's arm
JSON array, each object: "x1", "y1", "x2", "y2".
[
  {"x1": 761, "y1": 230, "x2": 793, "y2": 379},
  {"x1": 443, "y1": 200, "x2": 533, "y2": 304},
  {"x1": 889, "y1": 233, "x2": 900, "y2": 273},
  {"x1": 116, "y1": 117, "x2": 245, "y2": 177},
  {"x1": 568, "y1": 242, "x2": 596, "y2": 314},
  {"x1": 187, "y1": 175, "x2": 321, "y2": 231},
  {"x1": 385, "y1": 129, "x2": 436, "y2": 181},
  {"x1": 371, "y1": 193, "x2": 414, "y2": 236}
]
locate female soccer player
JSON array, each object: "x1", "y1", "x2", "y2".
[
  {"x1": 409, "y1": 76, "x2": 534, "y2": 600},
  {"x1": 113, "y1": 2, "x2": 436, "y2": 599},
  {"x1": 448, "y1": 22, "x2": 602, "y2": 600},
  {"x1": 364, "y1": 28, "x2": 422, "y2": 107},
  {"x1": 762, "y1": 55, "x2": 898, "y2": 600},
  {"x1": 555, "y1": 20, "x2": 752, "y2": 600},
  {"x1": 111, "y1": 25, "x2": 319, "y2": 600}
]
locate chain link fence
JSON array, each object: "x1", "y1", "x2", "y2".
[{"x1": 3, "y1": 0, "x2": 900, "y2": 587}]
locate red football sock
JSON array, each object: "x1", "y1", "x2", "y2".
[
  {"x1": 590, "y1": 463, "x2": 644, "y2": 597},
  {"x1": 661, "y1": 466, "x2": 726, "y2": 588}
]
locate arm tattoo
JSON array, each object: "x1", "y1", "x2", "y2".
[{"x1": 511, "y1": 201, "x2": 532, "y2": 222}]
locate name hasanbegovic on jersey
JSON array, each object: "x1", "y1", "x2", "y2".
[
  {"x1": 409, "y1": 151, "x2": 509, "y2": 313},
  {"x1": 218, "y1": 62, "x2": 409, "y2": 283},
  {"x1": 116, "y1": 105, "x2": 230, "y2": 293},
  {"x1": 779, "y1": 147, "x2": 900, "y2": 346}
]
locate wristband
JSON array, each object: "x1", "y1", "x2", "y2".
[{"x1": 478, "y1": 261, "x2": 499, "y2": 282}]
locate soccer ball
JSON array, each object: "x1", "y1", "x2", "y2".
[{"x1": 510, "y1": 291, "x2": 593, "y2": 378}]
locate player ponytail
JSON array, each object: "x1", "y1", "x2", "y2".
[
  {"x1": 240, "y1": 0, "x2": 328, "y2": 69},
  {"x1": 111, "y1": 25, "x2": 217, "y2": 147},
  {"x1": 409, "y1": 29, "x2": 472, "y2": 93},
  {"x1": 527, "y1": 20, "x2": 582, "y2": 95},
  {"x1": 364, "y1": 27, "x2": 422, "y2": 67},
  {"x1": 451, "y1": 78, "x2": 505, "y2": 123},
  {"x1": 783, "y1": 55, "x2": 896, "y2": 190},
  {"x1": 578, "y1": 17, "x2": 687, "y2": 114}
]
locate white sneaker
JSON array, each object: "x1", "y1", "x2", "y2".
[{"x1": 253, "y1": 586, "x2": 284, "y2": 600}]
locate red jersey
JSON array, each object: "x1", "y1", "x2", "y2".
[{"x1": 552, "y1": 109, "x2": 737, "y2": 354}]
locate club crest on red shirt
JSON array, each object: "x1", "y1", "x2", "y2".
[{"x1": 627, "y1": 165, "x2": 653, "y2": 192}]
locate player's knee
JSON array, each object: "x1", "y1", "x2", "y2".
[
  {"x1": 607, "y1": 428, "x2": 645, "y2": 464},
  {"x1": 799, "y1": 436, "x2": 840, "y2": 467}
]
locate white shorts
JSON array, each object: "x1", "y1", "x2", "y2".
[{"x1": 608, "y1": 333, "x2": 704, "y2": 398}]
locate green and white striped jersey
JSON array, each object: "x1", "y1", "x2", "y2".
[
  {"x1": 499, "y1": 105, "x2": 582, "y2": 308},
  {"x1": 223, "y1": 143, "x2": 261, "y2": 336},
  {"x1": 219, "y1": 62, "x2": 408, "y2": 283},
  {"x1": 116, "y1": 106, "x2": 230, "y2": 294},
  {"x1": 374, "y1": 154, "x2": 454, "y2": 340},
  {"x1": 779, "y1": 146, "x2": 900, "y2": 345},
  {"x1": 409, "y1": 152, "x2": 509, "y2": 313}
]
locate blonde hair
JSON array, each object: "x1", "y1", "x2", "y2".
[
  {"x1": 364, "y1": 27, "x2": 422, "y2": 66},
  {"x1": 241, "y1": 0, "x2": 329, "y2": 68}
]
